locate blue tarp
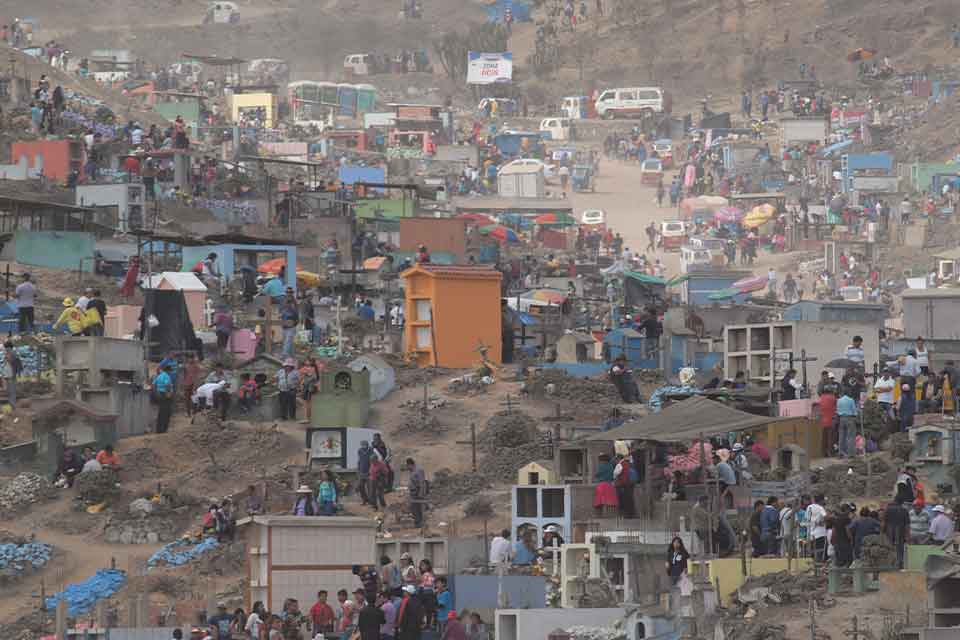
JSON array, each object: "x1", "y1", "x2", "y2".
[
  {"x1": 819, "y1": 139, "x2": 853, "y2": 158},
  {"x1": 0, "y1": 542, "x2": 53, "y2": 570},
  {"x1": 148, "y1": 537, "x2": 220, "y2": 568},
  {"x1": 46, "y1": 569, "x2": 127, "y2": 617},
  {"x1": 484, "y1": 0, "x2": 532, "y2": 21},
  {"x1": 338, "y1": 166, "x2": 386, "y2": 191}
]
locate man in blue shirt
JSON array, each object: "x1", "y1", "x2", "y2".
[
  {"x1": 261, "y1": 276, "x2": 285, "y2": 301},
  {"x1": 759, "y1": 497, "x2": 781, "y2": 556},
  {"x1": 358, "y1": 300, "x2": 375, "y2": 322},
  {"x1": 836, "y1": 391, "x2": 858, "y2": 457},
  {"x1": 152, "y1": 364, "x2": 174, "y2": 434},
  {"x1": 512, "y1": 530, "x2": 537, "y2": 565}
]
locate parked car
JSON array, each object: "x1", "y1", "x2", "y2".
[
  {"x1": 640, "y1": 158, "x2": 663, "y2": 185},
  {"x1": 595, "y1": 86, "x2": 671, "y2": 120},
  {"x1": 581, "y1": 209, "x2": 606, "y2": 228},
  {"x1": 660, "y1": 220, "x2": 688, "y2": 251}
]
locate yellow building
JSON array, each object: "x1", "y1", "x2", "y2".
[
  {"x1": 230, "y1": 92, "x2": 278, "y2": 128},
  {"x1": 517, "y1": 460, "x2": 557, "y2": 486}
]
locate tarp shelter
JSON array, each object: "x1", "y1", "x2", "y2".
[
  {"x1": 140, "y1": 290, "x2": 200, "y2": 361},
  {"x1": 624, "y1": 271, "x2": 667, "y2": 308},
  {"x1": 588, "y1": 396, "x2": 785, "y2": 442},
  {"x1": 349, "y1": 354, "x2": 396, "y2": 402}
]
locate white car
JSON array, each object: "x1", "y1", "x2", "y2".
[{"x1": 581, "y1": 209, "x2": 606, "y2": 226}]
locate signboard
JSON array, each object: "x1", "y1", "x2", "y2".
[
  {"x1": 396, "y1": 105, "x2": 435, "y2": 121},
  {"x1": 851, "y1": 175, "x2": 899, "y2": 192},
  {"x1": 467, "y1": 52, "x2": 513, "y2": 85}
]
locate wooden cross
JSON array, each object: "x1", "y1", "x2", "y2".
[
  {"x1": 500, "y1": 393, "x2": 519, "y2": 413},
  {"x1": 455, "y1": 422, "x2": 479, "y2": 472}
]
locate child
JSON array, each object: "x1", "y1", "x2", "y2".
[
  {"x1": 435, "y1": 577, "x2": 452, "y2": 635},
  {"x1": 237, "y1": 373, "x2": 259, "y2": 412}
]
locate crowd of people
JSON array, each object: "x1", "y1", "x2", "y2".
[{"x1": 189, "y1": 554, "x2": 488, "y2": 640}]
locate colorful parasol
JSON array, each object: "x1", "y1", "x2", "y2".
[
  {"x1": 257, "y1": 258, "x2": 300, "y2": 274},
  {"x1": 743, "y1": 203, "x2": 776, "y2": 228},
  {"x1": 708, "y1": 287, "x2": 741, "y2": 300},
  {"x1": 456, "y1": 212, "x2": 496, "y2": 225},
  {"x1": 714, "y1": 206, "x2": 745, "y2": 223},
  {"x1": 479, "y1": 224, "x2": 520, "y2": 243},
  {"x1": 732, "y1": 275, "x2": 767, "y2": 293},
  {"x1": 534, "y1": 212, "x2": 576, "y2": 226}
]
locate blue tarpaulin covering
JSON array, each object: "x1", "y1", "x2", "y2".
[
  {"x1": 147, "y1": 537, "x2": 219, "y2": 567},
  {"x1": 818, "y1": 139, "x2": 853, "y2": 158},
  {"x1": 46, "y1": 569, "x2": 127, "y2": 616},
  {"x1": 485, "y1": 0, "x2": 532, "y2": 21},
  {"x1": 338, "y1": 166, "x2": 386, "y2": 191},
  {"x1": 0, "y1": 542, "x2": 52, "y2": 570}
]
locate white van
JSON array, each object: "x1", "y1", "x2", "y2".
[
  {"x1": 539, "y1": 117, "x2": 571, "y2": 141},
  {"x1": 344, "y1": 53, "x2": 372, "y2": 76},
  {"x1": 594, "y1": 87, "x2": 671, "y2": 120},
  {"x1": 561, "y1": 96, "x2": 589, "y2": 119}
]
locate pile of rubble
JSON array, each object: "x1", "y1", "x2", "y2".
[
  {"x1": 0, "y1": 473, "x2": 55, "y2": 513},
  {"x1": 477, "y1": 410, "x2": 552, "y2": 483},
  {"x1": 481, "y1": 410, "x2": 539, "y2": 448},
  {"x1": 430, "y1": 468, "x2": 490, "y2": 507},
  {"x1": 397, "y1": 410, "x2": 447, "y2": 434},
  {"x1": 103, "y1": 499, "x2": 181, "y2": 545},
  {"x1": 718, "y1": 621, "x2": 788, "y2": 640},
  {"x1": 565, "y1": 619, "x2": 626, "y2": 640},
  {"x1": 735, "y1": 569, "x2": 829, "y2": 607},
  {"x1": 810, "y1": 457, "x2": 896, "y2": 501},
  {"x1": 887, "y1": 432, "x2": 913, "y2": 462},
  {"x1": 527, "y1": 369, "x2": 622, "y2": 404},
  {"x1": 73, "y1": 470, "x2": 120, "y2": 503}
]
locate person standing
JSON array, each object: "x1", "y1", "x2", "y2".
[
  {"x1": 153, "y1": 363, "x2": 175, "y2": 434},
  {"x1": 900, "y1": 350, "x2": 921, "y2": 431},
  {"x1": 357, "y1": 595, "x2": 385, "y2": 640},
  {"x1": 883, "y1": 498, "x2": 909, "y2": 569},
  {"x1": 930, "y1": 505, "x2": 955, "y2": 545},
  {"x1": 760, "y1": 497, "x2": 781, "y2": 556},
  {"x1": 613, "y1": 454, "x2": 635, "y2": 517},
  {"x1": 489, "y1": 529, "x2": 513, "y2": 565},
  {"x1": 15, "y1": 273, "x2": 36, "y2": 334},
  {"x1": 309, "y1": 591, "x2": 335, "y2": 635},
  {"x1": 806, "y1": 494, "x2": 828, "y2": 563},
  {"x1": 909, "y1": 500, "x2": 931, "y2": 544},
  {"x1": 916, "y1": 336, "x2": 931, "y2": 375},
  {"x1": 1, "y1": 341, "x2": 18, "y2": 407},
  {"x1": 280, "y1": 292, "x2": 300, "y2": 359},
  {"x1": 665, "y1": 536, "x2": 690, "y2": 585},
  {"x1": 87, "y1": 290, "x2": 107, "y2": 337},
  {"x1": 396, "y1": 585, "x2": 424, "y2": 640},
  {"x1": 836, "y1": 390, "x2": 858, "y2": 457},
  {"x1": 406, "y1": 458, "x2": 427, "y2": 528},
  {"x1": 831, "y1": 504, "x2": 854, "y2": 567},
  {"x1": 275, "y1": 359, "x2": 300, "y2": 421},
  {"x1": 378, "y1": 591, "x2": 397, "y2": 640}
]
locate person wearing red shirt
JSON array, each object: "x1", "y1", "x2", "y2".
[
  {"x1": 309, "y1": 590, "x2": 335, "y2": 634},
  {"x1": 368, "y1": 454, "x2": 388, "y2": 510},
  {"x1": 122, "y1": 154, "x2": 140, "y2": 179}
]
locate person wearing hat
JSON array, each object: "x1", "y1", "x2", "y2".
[
  {"x1": 53, "y1": 298, "x2": 85, "y2": 336},
  {"x1": 930, "y1": 505, "x2": 955, "y2": 545},
  {"x1": 291, "y1": 484, "x2": 318, "y2": 516},
  {"x1": 275, "y1": 358, "x2": 300, "y2": 421},
  {"x1": 541, "y1": 525, "x2": 565, "y2": 550},
  {"x1": 399, "y1": 552, "x2": 419, "y2": 586},
  {"x1": 14, "y1": 272, "x2": 36, "y2": 334},
  {"x1": 207, "y1": 602, "x2": 234, "y2": 640},
  {"x1": 396, "y1": 584, "x2": 424, "y2": 640}
]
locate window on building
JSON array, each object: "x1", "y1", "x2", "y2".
[
  {"x1": 541, "y1": 488, "x2": 564, "y2": 517},
  {"x1": 516, "y1": 487, "x2": 537, "y2": 517}
]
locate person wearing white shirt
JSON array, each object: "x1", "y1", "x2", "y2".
[
  {"x1": 489, "y1": 529, "x2": 513, "y2": 565},
  {"x1": 76, "y1": 288, "x2": 93, "y2": 311},
  {"x1": 874, "y1": 370, "x2": 896, "y2": 422},
  {"x1": 915, "y1": 337, "x2": 930, "y2": 374},
  {"x1": 193, "y1": 380, "x2": 228, "y2": 407},
  {"x1": 805, "y1": 495, "x2": 828, "y2": 562}
]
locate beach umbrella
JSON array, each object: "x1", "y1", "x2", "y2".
[
  {"x1": 534, "y1": 212, "x2": 576, "y2": 226},
  {"x1": 715, "y1": 206, "x2": 745, "y2": 223},
  {"x1": 257, "y1": 258, "x2": 298, "y2": 274},
  {"x1": 479, "y1": 224, "x2": 520, "y2": 243}
]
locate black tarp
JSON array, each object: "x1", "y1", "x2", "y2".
[{"x1": 139, "y1": 289, "x2": 200, "y2": 361}]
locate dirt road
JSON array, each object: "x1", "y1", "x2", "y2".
[{"x1": 568, "y1": 158, "x2": 685, "y2": 275}]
